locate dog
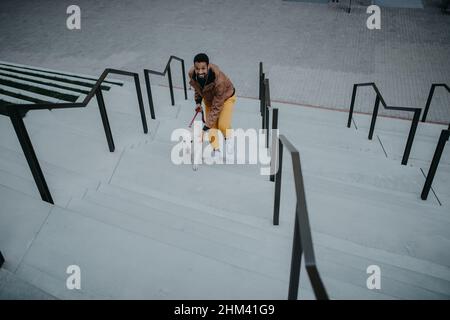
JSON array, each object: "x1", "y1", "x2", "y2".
[{"x1": 181, "y1": 119, "x2": 204, "y2": 171}]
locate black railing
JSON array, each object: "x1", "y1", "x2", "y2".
[
  {"x1": 269, "y1": 107, "x2": 279, "y2": 182},
  {"x1": 260, "y1": 63, "x2": 272, "y2": 138},
  {"x1": 421, "y1": 125, "x2": 450, "y2": 200},
  {"x1": 421, "y1": 83, "x2": 449, "y2": 123},
  {"x1": 259, "y1": 69, "x2": 274, "y2": 147},
  {"x1": 0, "y1": 250, "x2": 4, "y2": 268},
  {"x1": 0, "y1": 68, "x2": 149, "y2": 204},
  {"x1": 144, "y1": 56, "x2": 188, "y2": 118},
  {"x1": 263, "y1": 78, "x2": 271, "y2": 148},
  {"x1": 259, "y1": 61, "x2": 264, "y2": 115},
  {"x1": 272, "y1": 134, "x2": 328, "y2": 300},
  {"x1": 347, "y1": 83, "x2": 421, "y2": 165},
  {"x1": 259, "y1": 63, "x2": 279, "y2": 181}
]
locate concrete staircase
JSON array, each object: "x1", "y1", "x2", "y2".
[{"x1": 0, "y1": 79, "x2": 449, "y2": 299}]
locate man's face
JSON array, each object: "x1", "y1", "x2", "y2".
[{"x1": 194, "y1": 62, "x2": 208, "y2": 79}]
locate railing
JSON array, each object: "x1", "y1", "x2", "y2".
[
  {"x1": 259, "y1": 63, "x2": 279, "y2": 182},
  {"x1": 421, "y1": 84, "x2": 450, "y2": 123},
  {"x1": 144, "y1": 56, "x2": 188, "y2": 118},
  {"x1": 0, "y1": 68, "x2": 149, "y2": 204},
  {"x1": 347, "y1": 82, "x2": 421, "y2": 165},
  {"x1": 260, "y1": 62, "x2": 270, "y2": 136},
  {"x1": 270, "y1": 107, "x2": 279, "y2": 182},
  {"x1": 0, "y1": 250, "x2": 4, "y2": 268},
  {"x1": 272, "y1": 134, "x2": 328, "y2": 300},
  {"x1": 259, "y1": 61, "x2": 264, "y2": 115},
  {"x1": 263, "y1": 78, "x2": 271, "y2": 148},
  {"x1": 421, "y1": 125, "x2": 450, "y2": 200}
]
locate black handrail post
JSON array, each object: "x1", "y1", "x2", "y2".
[
  {"x1": 347, "y1": 84, "x2": 357, "y2": 128},
  {"x1": 265, "y1": 79, "x2": 271, "y2": 148},
  {"x1": 259, "y1": 62, "x2": 263, "y2": 101},
  {"x1": 261, "y1": 80, "x2": 266, "y2": 131},
  {"x1": 401, "y1": 109, "x2": 421, "y2": 165},
  {"x1": 260, "y1": 72, "x2": 265, "y2": 117},
  {"x1": 273, "y1": 140, "x2": 283, "y2": 225},
  {"x1": 8, "y1": 109, "x2": 54, "y2": 204},
  {"x1": 181, "y1": 59, "x2": 188, "y2": 100},
  {"x1": 422, "y1": 84, "x2": 436, "y2": 122},
  {"x1": 133, "y1": 74, "x2": 148, "y2": 134},
  {"x1": 270, "y1": 108, "x2": 279, "y2": 182},
  {"x1": 421, "y1": 129, "x2": 449, "y2": 200},
  {"x1": 368, "y1": 95, "x2": 380, "y2": 140},
  {"x1": 144, "y1": 70, "x2": 156, "y2": 120},
  {"x1": 95, "y1": 89, "x2": 115, "y2": 152},
  {"x1": 0, "y1": 250, "x2": 4, "y2": 268},
  {"x1": 167, "y1": 64, "x2": 175, "y2": 106},
  {"x1": 288, "y1": 207, "x2": 303, "y2": 300}
]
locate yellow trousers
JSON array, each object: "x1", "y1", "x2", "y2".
[{"x1": 203, "y1": 94, "x2": 236, "y2": 150}]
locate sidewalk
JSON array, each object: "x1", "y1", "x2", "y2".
[{"x1": 0, "y1": 0, "x2": 449, "y2": 122}]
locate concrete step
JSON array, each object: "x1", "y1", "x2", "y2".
[
  {"x1": 0, "y1": 268, "x2": 56, "y2": 300},
  {"x1": 67, "y1": 192, "x2": 396, "y2": 299},
  {"x1": 15, "y1": 204, "x2": 293, "y2": 299},
  {"x1": 84, "y1": 183, "x2": 450, "y2": 298},
  {"x1": 0, "y1": 184, "x2": 53, "y2": 272},
  {"x1": 3, "y1": 117, "x2": 123, "y2": 182},
  {"x1": 135, "y1": 136, "x2": 443, "y2": 208},
  {"x1": 128, "y1": 137, "x2": 446, "y2": 215},
  {"x1": 25, "y1": 107, "x2": 157, "y2": 152},
  {"x1": 0, "y1": 144, "x2": 100, "y2": 207},
  {"x1": 109, "y1": 145, "x2": 450, "y2": 266},
  {"x1": 96, "y1": 182, "x2": 290, "y2": 242}
]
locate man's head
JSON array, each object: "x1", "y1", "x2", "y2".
[{"x1": 194, "y1": 53, "x2": 209, "y2": 79}]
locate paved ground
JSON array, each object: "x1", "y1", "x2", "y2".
[{"x1": 0, "y1": 0, "x2": 449, "y2": 122}]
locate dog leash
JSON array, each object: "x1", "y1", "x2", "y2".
[{"x1": 188, "y1": 108, "x2": 205, "y2": 128}]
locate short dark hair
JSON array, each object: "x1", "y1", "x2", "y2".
[{"x1": 194, "y1": 53, "x2": 209, "y2": 65}]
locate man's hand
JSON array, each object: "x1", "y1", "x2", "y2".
[{"x1": 195, "y1": 104, "x2": 202, "y2": 113}]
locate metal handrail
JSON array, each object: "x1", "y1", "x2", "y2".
[
  {"x1": 421, "y1": 83, "x2": 450, "y2": 123},
  {"x1": 269, "y1": 107, "x2": 279, "y2": 182},
  {"x1": 272, "y1": 134, "x2": 328, "y2": 300},
  {"x1": 347, "y1": 82, "x2": 421, "y2": 165},
  {"x1": 258, "y1": 65, "x2": 279, "y2": 182},
  {"x1": 0, "y1": 68, "x2": 149, "y2": 204},
  {"x1": 421, "y1": 125, "x2": 450, "y2": 200},
  {"x1": 259, "y1": 61, "x2": 264, "y2": 115},
  {"x1": 143, "y1": 55, "x2": 188, "y2": 118},
  {"x1": 263, "y1": 78, "x2": 271, "y2": 148}
]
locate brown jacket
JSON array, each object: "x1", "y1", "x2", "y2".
[{"x1": 188, "y1": 63, "x2": 235, "y2": 128}]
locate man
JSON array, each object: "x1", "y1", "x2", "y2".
[{"x1": 188, "y1": 53, "x2": 236, "y2": 160}]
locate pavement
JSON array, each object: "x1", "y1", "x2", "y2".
[{"x1": 0, "y1": 0, "x2": 448, "y2": 118}]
